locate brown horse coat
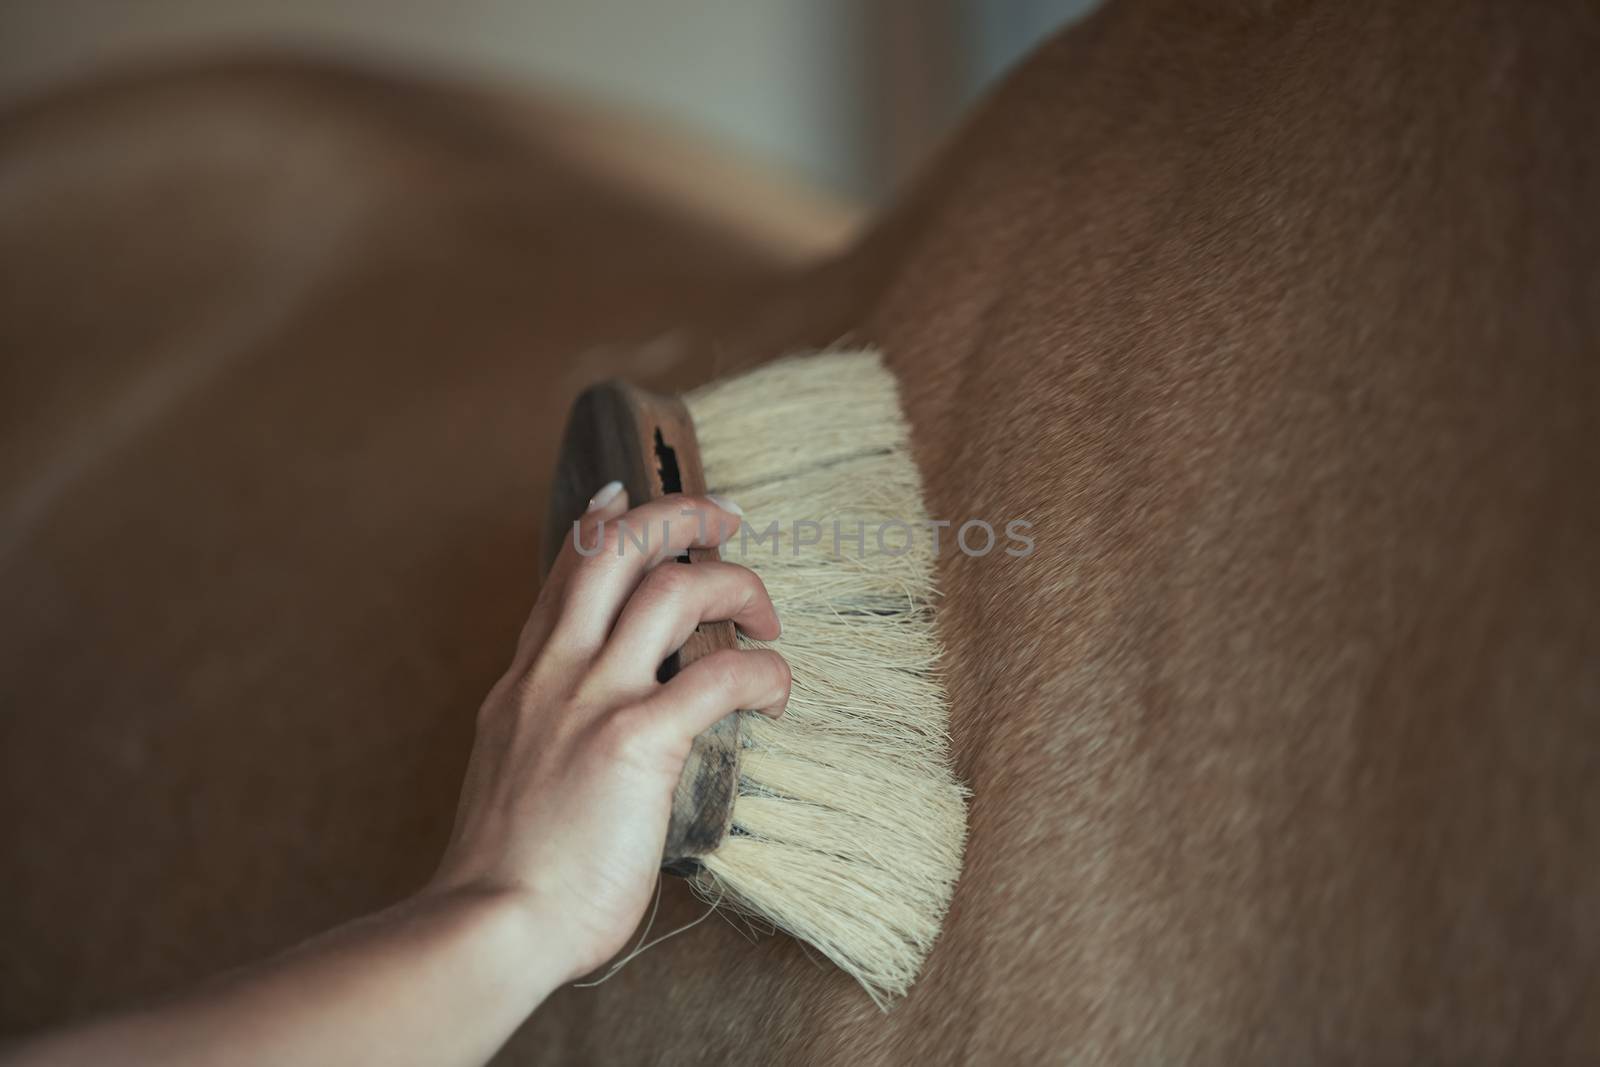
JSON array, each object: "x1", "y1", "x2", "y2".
[{"x1": 3, "y1": 2, "x2": 1597, "y2": 1062}]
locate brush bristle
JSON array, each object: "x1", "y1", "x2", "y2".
[{"x1": 684, "y1": 350, "x2": 967, "y2": 1007}]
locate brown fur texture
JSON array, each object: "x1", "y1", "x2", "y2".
[
  {"x1": 0, "y1": 52, "x2": 781, "y2": 1030},
  {"x1": 4, "y1": 1, "x2": 1598, "y2": 1062}
]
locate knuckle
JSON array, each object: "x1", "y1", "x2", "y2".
[
  {"x1": 474, "y1": 688, "x2": 508, "y2": 730},
  {"x1": 593, "y1": 522, "x2": 625, "y2": 558},
  {"x1": 734, "y1": 564, "x2": 770, "y2": 603},
  {"x1": 566, "y1": 527, "x2": 621, "y2": 577},
  {"x1": 568, "y1": 515, "x2": 600, "y2": 550},
  {"x1": 596, "y1": 705, "x2": 654, "y2": 759},
  {"x1": 700, "y1": 648, "x2": 748, "y2": 692},
  {"x1": 641, "y1": 560, "x2": 695, "y2": 600},
  {"x1": 673, "y1": 494, "x2": 715, "y2": 520}
]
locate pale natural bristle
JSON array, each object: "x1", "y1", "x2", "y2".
[{"x1": 684, "y1": 350, "x2": 968, "y2": 1007}]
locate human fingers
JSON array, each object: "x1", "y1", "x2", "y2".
[
  {"x1": 588, "y1": 560, "x2": 779, "y2": 690},
  {"x1": 549, "y1": 493, "x2": 744, "y2": 658},
  {"x1": 615, "y1": 647, "x2": 791, "y2": 753}
]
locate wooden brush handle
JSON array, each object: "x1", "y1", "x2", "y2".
[{"x1": 545, "y1": 382, "x2": 740, "y2": 872}]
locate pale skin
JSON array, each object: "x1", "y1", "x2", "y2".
[{"x1": 5, "y1": 485, "x2": 787, "y2": 1067}]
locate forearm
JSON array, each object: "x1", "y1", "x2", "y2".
[
  {"x1": 8, "y1": 888, "x2": 569, "y2": 1067},
  {"x1": 7, "y1": 489, "x2": 773, "y2": 1066}
]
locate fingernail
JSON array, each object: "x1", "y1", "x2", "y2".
[
  {"x1": 707, "y1": 493, "x2": 743, "y2": 516},
  {"x1": 587, "y1": 480, "x2": 624, "y2": 512}
]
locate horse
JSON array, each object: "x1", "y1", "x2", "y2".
[{"x1": 3, "y1": 1, "x2": 1596, "y2": 1061}]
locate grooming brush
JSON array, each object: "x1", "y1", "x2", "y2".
[{"x1": 545, "y1": 350, "x2": 967, "y2": 1006}]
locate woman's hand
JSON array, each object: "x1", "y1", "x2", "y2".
[
  {"x1": 4, "y1": 482, "x2": 786, "y2": 1067},
  {"x1": 427, "y1": 483, "x2": 789, "y2": 981}
]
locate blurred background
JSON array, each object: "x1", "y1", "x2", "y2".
[
  {"x1": 0, "y1": 0, "x2": 1099, "y2": 209},
  {"x1": 2, "y1": 0, "x2": 1114, "y2": 1031}
]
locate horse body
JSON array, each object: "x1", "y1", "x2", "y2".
[
  {"x1": 4, "y1": 3, "x2": 1597, "y2": 1062},
  {"x1": 0, "y1": 54, "x2": 779, "y2": 1032}
]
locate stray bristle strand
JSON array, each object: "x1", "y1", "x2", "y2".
[{"x1": 683, "y1": 350, "x2": 968, "y2": 1007}]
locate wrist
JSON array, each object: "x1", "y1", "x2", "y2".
[{"x1": 413, "y1": 881, "x2": 586, "y2": 1001}]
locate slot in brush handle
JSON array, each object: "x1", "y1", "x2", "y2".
[{"x1": 544, "y1": 381, "x2": 742, "y2": 872}]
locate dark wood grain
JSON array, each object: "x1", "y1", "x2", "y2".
[{"x1": 545, "y1": 381, "x2": 742, "y2": 870}]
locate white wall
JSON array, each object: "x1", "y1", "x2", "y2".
[{"x1": 0, "y1": 0, "x2": 1096, "y2": 202}]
